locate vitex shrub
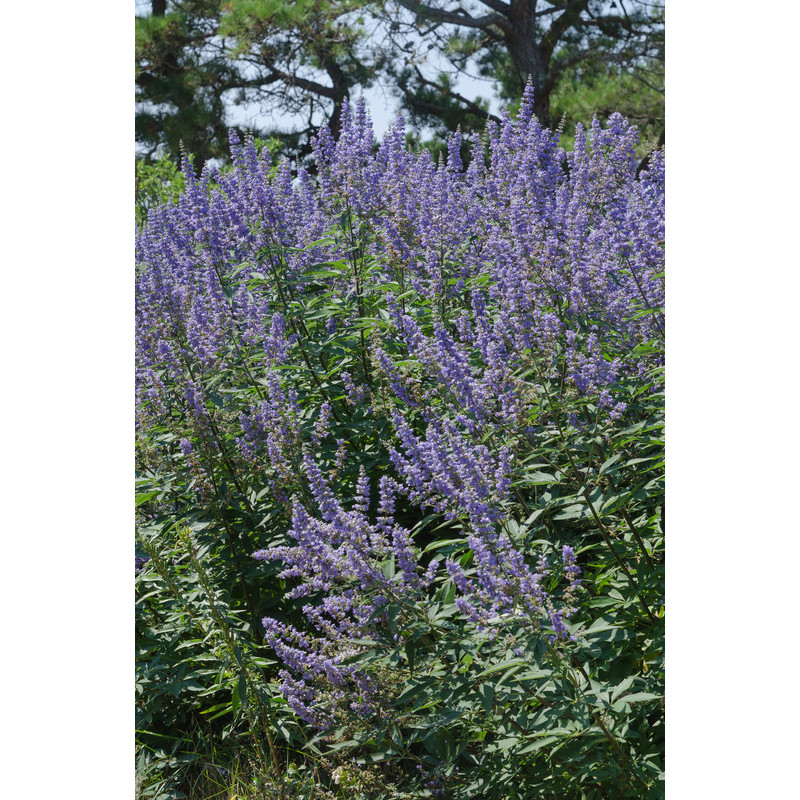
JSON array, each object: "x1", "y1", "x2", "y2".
[{"x1": 136, "y1": 85, "x2": 664, "y2": 799}]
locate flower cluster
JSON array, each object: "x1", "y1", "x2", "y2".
[
  {"x1": 252, "y1": 460, "x2": 437, "y2": 726},
  {"x1": 252, "y1": 446, "x2": 584, "y2": 727},
  {"x1": 135, "y1": 88, "x2": 663, "y2": 737},
  {"x1": 137, "y1": 87, "x2": 662, "y2": 436}
]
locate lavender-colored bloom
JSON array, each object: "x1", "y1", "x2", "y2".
[
  {"x1": 560, "y1": 545, "x2": 582, "y2": 622},
  {"x1": 311, "y1": 401, "x2": 332, "y2": 446},
  {"x1": 135, "y1": 91, "x2": 662, "y2": 725},
  {"x1": 562, "y1": 545, "x2": 581, "y2": 583},
  {"x1": 137, "y1": 92, "x2": 662, "y2": 443},
  {"x1": 253, "y1": 456, "x2": 457, "y2": 726},
  {"x1": 341, "y1": 370, "x2": 367, "y2": 406},
  {"x1": 388, "y1": 411, "x2": 511, "y2": 527}
]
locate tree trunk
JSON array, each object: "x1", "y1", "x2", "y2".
[
  {"x1": 322, "y1": 56, "x2": 351, "y2": 140},
  {"x1": 328, "y1": 98, "x2": 346, "y2": 140},
  {"x1": 505, "y1": 1, "x2": 552, "y2": 126}
]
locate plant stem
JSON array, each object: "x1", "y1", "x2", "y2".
[{"x1": 620, "y1": 508, "x2": 655, "y2": 569}]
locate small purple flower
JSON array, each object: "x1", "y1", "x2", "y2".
[
  {"x1": 341, "y1": 370, "x2": 367, "y2": 406},
  {"x1": 562, "y1": 545, "x2": 581, "y2": 584},
  {"x1": 135, "y1": 93, "x2": 663, "y2": 732}
]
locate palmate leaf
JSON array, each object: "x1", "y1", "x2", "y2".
[{"x1": 135, "y1": 97, "x2": 663, "y2": 799}]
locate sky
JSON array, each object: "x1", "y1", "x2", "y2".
[
  {"x1": 225, "y1": 70, "x2": 504, "y2": 143},
  {"x1": 226, "y1": 70, "x2": 502, "y2": 142}
]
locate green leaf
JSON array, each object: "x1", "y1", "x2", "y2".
[
  {"x1": 493, "y1": 737, "x2": 520, "y2": 751},
  {"x1": 136, "y1": 491, "x2": 159, "y2": 507},
  {"x1": 611, "y1": 692, "x2": 662, "y2": 712},
  {"x1": 518, "y1": 471, "x2": 559, "y2": 486},
  {"x1": 230, "y1": 680, "x2": 240, "y2": 713},
  {"x1": 405, "y1": 638, "x2": 416, "y2": 673},
  {"x1": 474, "y1": 658, "x2": 528, "y2": 680},
  {"x1": 518, "y1": 735, "x2": 559, "y2": 754},
  {"x1": 478, "y1": 682, "x2": 495, "y2": 714},
  {"x1": 611, "y1": 676, "x2": 635, "y2": 701},
  {"x1": 381, "y1": 555, "x2": 396, "y2": 579}
]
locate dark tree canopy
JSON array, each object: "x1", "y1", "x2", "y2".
[
  {"x1": 135, "y1": 0, "x2": 664, "y2": 168},
  {"x1": 385, "y1": 0, "x2": 663, "y2": 134},
  {"x1": 136, "y1": 1, "x2": 386, "y2": 169}
]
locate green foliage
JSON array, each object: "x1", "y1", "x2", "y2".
[
  {"x1": 135, "y1": 4, "x2": 236, "y2": 168},
  {"x1": 135, "y1": 126, "x2": 664, "y2": 797},
  {"x1": 279, "y1": 343, "x2": 665, "y2": 799},
  {"x1": 390, "y1": 0, "x2": 664, "y2": 132},
  {"x1": 136, "y1": 2, "x2": 664, "y2": 167},
  {"x1": 550, "y1": 63, "x2": 664, "y2": 160},
  {"x1": 136, "y1": 155, "x2": 186, "y2": 228},
  {"x1": 136, "y1": 0, "x2": 384, "y2": 166},
  {"x1": 136, "y1": 522, "x2": 277, "y2": 797}
]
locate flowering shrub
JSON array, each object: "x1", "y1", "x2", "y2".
[{"x1": 136, "y1": 88, "x2": 664, "y2": 799}]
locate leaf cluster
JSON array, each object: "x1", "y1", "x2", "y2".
[{"x1": 135, "y1": 118, "x2": 664, "y2": 798}]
